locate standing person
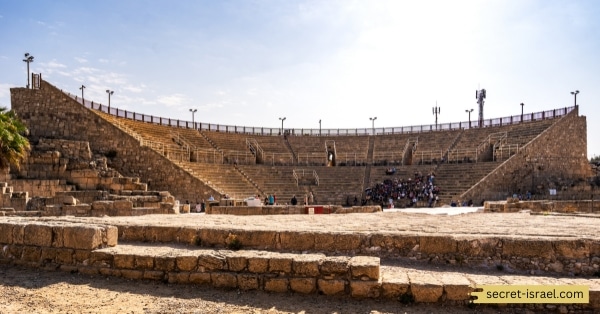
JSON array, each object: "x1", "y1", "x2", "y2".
[
  {"x1": 200, "y1": 199, "x2": 205, "y2": 212},
  {"x1": 291, "y1": 195, "x2": 298, "y2": 205},
  {"x1": 268, "y1": 194, "x2": 274, "y2": 205},
  {"x1": 195, "y1": 201, "x2": 201, "y2": 213},
  {"x1": 309, "y1": 191, "x2": 314, "y2": 205},
  {"x1": 304, "y1": 194, "x2": 308, "y2": 205}
]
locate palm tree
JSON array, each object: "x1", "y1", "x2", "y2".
[{"x1": 0, "y1": 107, "x2": 30, "y2": 170}]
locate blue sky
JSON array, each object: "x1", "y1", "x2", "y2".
[{"x1": 1, "y1": 0, "x2": 598, "y2": 158}]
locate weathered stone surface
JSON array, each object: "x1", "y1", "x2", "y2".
[
  {"x1": 320, "y1": 256, "x2": 349, "y2": 275},
  {"x1": 349, "y1": 256, "x2": 380, "y2": 280},
  {"x1": 113, "y1": 254, "x2": 135, "y2": 269},
  {"x1": 248, "y1": 254, "x2": 270, "y2": 273},
  {"x1": 121, "y1": 269, "x2": 144, "y2": 280},
  {"x1": 0, "y1": 223, "x2": 13, "y2": 244},
  {"x1": 381, "y1": 271, "x2": 409, "y2": 299},
  {"x1": 198, "y1": 253, "x2": 226, "y2": 271},
  {"x1": 456, "y1": 238, "x2": 498, "y2": 257},
  {"x1": 407, "y1": 271, "x2": 443, "y2": 303},
  {"x1": 226, "y1": 253, "x2": 247, "y2": 272},
  {"x1": 269, "y1": 255, "x2": 293, "y2": 274},
  {"x1": 317, "y1": 279, "x2": 346, "y2": 295},
  {"x1": 280, "y1": 231, "x2": 314, "y2": 251},
  {"x1": 169, "y1": 271, "x2": 190, "y2": 284},
  {"x1": 154, "y1": 256, "x2": 176, "y2": 272},
  {"x1": 264, "y1": 277, "x2": 289, "y2": 293},
  {"x1": 350, "y1": 280, "x2": 381, "y2": 298},
  {"x1": 143, "y1": 270, "x2": 165, "y2": 281},
  {"x1": 553, "y1": 240, "x2": 590, "y2": 259},
  {"x1": 332, "y1": 233, "x2": 362, "y2": 251},
  {"x1": 503, "y1": 239, "x2": 554, "y2": 259},
  {"x1": 211, "y1": 272, "x2": 237, "y2": 288},
  {"x1": 290, "y1": 277, "x2": 316, "y2": 294},
  {"x1": 176, "y1": 255, "x2": 198, "y2": 271},
  {"x1": 420, "y1": 236, "x2": 457, "y2": 255},
  {"x1": 24, "y1": 224, "x2": 53, "y2": 247},
  {"x1": 439, "y1": 273, "x2": 473, "y2": 301},
  {"x1": 134, "y1": 255, "x2": 155, "y2": 270},
  {"x1": 63, "y1": 225, "x2": 104, "y2": 250},
  {"x1": 235, "y1": 230, "x2": 277, "y2": 249},
  {"x1": 237, "y1": 274, "x2": 260, "y2": 290},
  {"x1": 189, "y1": 272, "x2": 211, "y2": 284},
  {"x1": 21, "y1": 246, "x2": 41, "y2": 263},
  {"x1": 293, "y1": 254, "x2": 322, "y2": 277}
]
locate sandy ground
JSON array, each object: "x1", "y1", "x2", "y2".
[{"x1": 0, "y1": 264, "x2": 516, "y2": 314}]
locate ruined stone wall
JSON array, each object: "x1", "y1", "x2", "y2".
[
  {"x1": 35, "y1": 138, "x2": 92, "y2": 160},
  {"x1": 462, "y1": 108, "x2": 590, "y2": 203},
  {"x1": 10, "y1": 82, "x2": 219, "y2": 203}
]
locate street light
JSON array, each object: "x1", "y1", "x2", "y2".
[
  {"x1": 520, "y1": 103, "x2": 525, "y2": 121},
  {"x1": 369, "y1": 117, "x2": 377, "y2": 135},
  {"x1": 465, "y1": 109, "x2": 474, "y2": 128},
  {"x1": 79, "y1": 85, "x2": 86, "y2": 105},
  {"x1": 279, "y1": 117, "x2": 286, "y2": 135},
  {"x1": 106, "y1": 89, "x2": 114, "y2": 111},
  {"x1": 571, "y1": 90, "x2": 579, "y2": 107},
  {"x1": 22, "y1": 53, "x2": 34, "y2": 89},
  {"x1": 189, "y1": 108, "x2": 198, "y2": 126}
]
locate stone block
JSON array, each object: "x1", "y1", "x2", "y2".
[
  {"x1": 226, "y1": 253, "x2": 247, "y2": 272},
  {"x1": 198, "y1": 253, "x2": 226, "y2": 271},
  {"x1": 176, "y1": 255, "x2": 198, "y2": 271},
  {"x1": 237, "y1": 274, "x2": 259, "y2": 290},
  {"x1": 90, "y1": 251, "x2": 113, "y2": 267},
  {"x1": 456, "y1": 238, "x2": 498, "y2": 257},
  {"x1": 293, "y1": 254, "x2": 322, "y2": 277},
  {"x1": 211, "y1": 272, "x2": 237, "y2": 288},
  {"x1": 407, "y1": 271, "x2": 443, "y2": 303},
  {"x1": 235, "y1": 230, "x2": 277, "y2": 249},
  {"x1": 145, "y1": 226, "x2": 178, "y2": 243},
  {"x1": 553, "y1": 240, "x2": 590, "y2": 259},
  {"x1": 318, "y1": 279, "x2": 346, "y2": 295},
  {"x1": 92, "y1": 201, "x2": 113, "y2": 211},
  {"x1": 78, "y1": 266, "x2": 99, "y2": 276},
  {"x1": 23, "y1": 224, "x2": 53, "y2": 247},
  {"x1": 502, "y1": 239, "x2": 554, "y2": 259},
  {"x1": 11, "y1": 224, "x2": 25, "y2": 244},
  {"x1": 169, "y1": 271, "x2": 190, "y2": 284},
  {"x1": 280, "y1": 231, "x2": 314, "y2": 251},
  {"x1": 119, "y1": 226, "x2": 145, "y2": 242},
  {"x1": 320, "y1": 256, "x2": 350, "y2": 276},
  {"x1": 332, "y1": 233, "x2": 362, "y2": 251},
  {"x1": 0, "y1": 223, "x2": 13, "y2": 244},
  {"x1": 73, "y1": 250, "x2": 91, "y2": 264},
  {"x1": 134, "y1": 255, "x2": 155, "y2": 270},
  {"x1": 248, "y1": 254, "x2": 270, "y2": 273},
  {"x1": 21, "y1": 246, "x2": 42, "y2": 263},
  {"x1": 314, "y1": 232, "x2": 335, "y2": 250},
  {"x1": 113, "y1": 200, "x2": 133, "y2": 210},
  {"x1": 105, "y1": 226, "x2": 118, "y2": 247},
  {"x1": 200, "y1": 229, "x2": 228, "y2": 247},
  {"x1": 350, "y1": 280, "x2": 381, "y2": 298},
  {"x1": 54, "y1": 248, "x2": 74, "y2": 264},
  {"x1": 381, "y1": 271, "x2": 409, "y2": 299},
  {"x1": 290, "y1": 277, "x2": 316, "y2": 294},
  {"x1": 63, "y1": 225, "x2": 104, "y2": 250},
  {"x1": 143, "y1": 270, "x2": 165, "y2": 281},
  {"x1": 154, "y1": 256, "x2": 176, "y2": 272},
  {"x1": 269, "y1": 254, "x2": 293, "y2": 274},
  {"x1": 189, "y1": 272, "x2": 211, "y2": 284},
  {"x1": 264, "y1": 277, "x2": 289, "y2": 293},
  {"x1": 114, "y1": 254, "x2": 135, "y2": 269},
  {"x1": 349, "y1": 256, "x2": 380, "y2": 280},
  {"x1": 420, "y1": 236, "x2": 457, "y2": 255},
  {"x1": 439, "y1": 273, "x2": 473, "y2": 301}
]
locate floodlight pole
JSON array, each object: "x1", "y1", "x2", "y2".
[
  {"x1": 319, "y1": 119, "x2": 321, "y2": 136},
  {"x1": 79, "y1": 85, "x2": 86, "y2": 105},
  {"x1": 369, "y1": 117, "x2": 377, "y2": 135},
  {"x1": 279, "y1": 117, "x2": 286, "y2": 135},
  {"x1": 432, "y1": 104, "x2": 440, "y2": 130},
  {"x1": 106, "y1": 89, "x2": 114, "y2": 112},
  {"x1": 465, "y1": 109, "x2": 473, "y2": 128},
  {"x1": 571, "y1": 90, "x2": 579, "y2": 108},
  {"x1": 520, "y1": 103, "x2": 524, "y2": 121},
  {"x1": 189, "y1": 108, "x2": 198, "y2": 126},
  {"x1": 23, "y1": 53, "x2": 34, "y2": 89}
]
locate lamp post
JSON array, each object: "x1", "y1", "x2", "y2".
[
  {"x1": 279, "y1": 117, "x2": 286, "y2": 135},
  {"x1": 369, "y1": 117, "x2": 377, "y2": 135},
  {"x1": 79, "y1": 85, "x2": 86, "y2": 105},
  {"x1": 571, "y1": 90, "x2": 579, "y2": 108},
  {"x1": 432, "y1": 105, "x2": 441, "y2": 130},
  {"x1": 189, "y1": 108, "x2": 197, "y2": 127},
  {"x1": 319, "y1": 119, "x2": 321, "y2": 136},
  {"x1": 106, "y1": 89, "x2": 114, "y2": 112},
  {"x1": 520, "y1": 103, "x2": 525, "y2": 121},
  {"x1": 465, "y1": 109, "x2": 473, "y2": 128},
  {"x1": 23, "y1": 53, "x2": 34, "y2": 89}
]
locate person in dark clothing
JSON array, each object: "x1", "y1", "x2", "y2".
[{"x1": 291, "y1": 195, "x2": 298, "y2": 205}]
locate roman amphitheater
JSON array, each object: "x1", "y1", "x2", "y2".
[{"x1": 1, "y1": 77, "x2": 599, "y2": 313}]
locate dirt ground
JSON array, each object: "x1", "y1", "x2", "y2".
[{"x1": 0, "y1": 264, "x2": 514, "y2": 314}]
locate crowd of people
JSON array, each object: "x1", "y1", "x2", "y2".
[{"x1": 364, "y1": 172, "x2": 440, "y2": 208}]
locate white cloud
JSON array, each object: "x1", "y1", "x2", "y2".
[
  {"x1": 157, "y1": 94, "x2": 189, "y2": 107},
  {"x1": 75, "y1": 57, "x2": 88, "y2": 63}
]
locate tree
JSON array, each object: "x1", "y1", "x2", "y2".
[{"x1": 0, "y1": 107, "x2": 30, "y2": 170}]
